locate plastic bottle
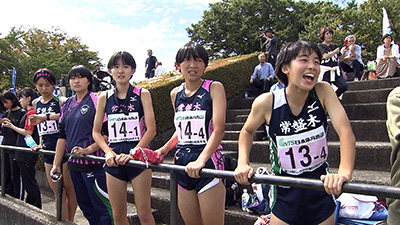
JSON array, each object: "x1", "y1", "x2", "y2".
[
  {"x1": 244, "y1": 92, "x2": 248, "y2": 99},
  {"x1": 24, "y1": 134, "x2": 36, "y2": 148},
  {"x1": 241, "y1": 189, "x2": 250, "y2": 212}
]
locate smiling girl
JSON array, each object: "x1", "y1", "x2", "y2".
[{"x1": 234, "y1": 41, "x2": 355, "y2": 225}]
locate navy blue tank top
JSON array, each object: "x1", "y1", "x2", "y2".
[
  {"x1": 35, "y1": 95, "x2": 60, "y2": 148},
  {"x1": 105, "y1": 85, "x2": 145, "y2": 154},
  {"x1": 268, "y1": 88, "x2": 329, "y2": 176},
  {"x1": 174, "y1": 79, "x2": 221, "y2": 151}
]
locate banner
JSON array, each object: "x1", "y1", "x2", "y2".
[
  {"x1": 382, "y1": 7, "x2": 392, "y2": 35},
  {"x1": 12, "y1": 67, "x2": 16, "y2": 93}
]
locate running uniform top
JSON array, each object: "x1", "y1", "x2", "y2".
[
  {"x1": 35, "y1": 95, "x2": 61, "y2": 148},
  {"x1": 105, "y1": 85, "x2": 145, "y2": 154},
  {"x1": 59, "y1": 92, "x2": 104, "y2": 171},
  {"x1": 268, "y1": 88, "x2": 329, "y2": 176},
  {"x1": 174, "y1": 79, "x2": 221, "y2": 151}
]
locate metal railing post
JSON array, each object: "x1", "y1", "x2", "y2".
[
  {"x1": 170, "y1": 170, "x2": 178, "y2": 225},
  {"x1": 56, "y1": 179, "x2": 63, "y2": 221},
  {"x1": 1, "y1": 147, "x2": 5, "y2": 197}
]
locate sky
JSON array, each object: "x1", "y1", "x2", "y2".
[{"x1": 0, "y1": 0, "x2": 220, "y2": 82}]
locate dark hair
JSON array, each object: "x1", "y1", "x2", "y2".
[
  {"x1": 319, "y1": 27, "x2": 333, "y2": 41},
  {"x1": 175, "y1": 42, "x2": 209, "y2": 67},
  {"x1": 1, "y1": 91, "x2": 20, "y2": 108},
  {"x1": 275, "y1": 40, "x2": 322, "y2": 86},
  {"x1": 68, "y1": 65, "x2": 93, "y2": 91},
  {"x1": 18, "y1": 87, "x2": 38, "y2": 106},
  {"x1": 382, "y1": 33, "x2": 393, "y2": 43},
  {"x1": 107, "y1": 51, "x2": 136, "y2": 70},
  {"x1": 33, "y1": 68, "x2": 57, "y2": 85}
]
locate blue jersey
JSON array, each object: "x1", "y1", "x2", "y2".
[
  {"x1": 59, "y1": 92, "x2": 104, "y2": 166},
  {"x1": 174, "y1": 79, "x2": 221, "y2": 151},
  {"x1": 105, "y1": 85, "x2": 145, "y2": 154},
  {"x1": 35, "y1": 95, "x2": 60, "y2": 148},
  {"x1": 268, "y1": 88, "x2": 329, "y2": 176}
]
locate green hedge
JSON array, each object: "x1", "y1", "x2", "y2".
[{"x1": 140, "y1": 52, "x2": 259, "y2": 134}]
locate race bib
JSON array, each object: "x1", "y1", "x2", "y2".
[
  {"x1": 108, "y1": 112, "x2": 141, "y2": 143},
  {"x1": 277, "y1": 125, "x2": 328, "y2": 175},
  {"x1": 38, "y1": 119, "x2": 58, "y2": 136},
  {"x1": 175, "y1": 110, "x2": 207, "y2": 145}
]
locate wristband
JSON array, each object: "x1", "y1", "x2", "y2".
[{"x1": 46, "y1": 114, "x2": 50, "y2": 120}]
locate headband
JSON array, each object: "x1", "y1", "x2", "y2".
[{"x1": 35, "y1": 72, "x2": 52, "y2": 78}]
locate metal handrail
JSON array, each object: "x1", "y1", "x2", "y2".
[{"x1": 1, "y1": 144, "x2": 400, "y2": 224}]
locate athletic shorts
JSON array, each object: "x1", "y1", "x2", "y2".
[
  {"x1": 42, "y1": 141, "x2": 67, "y2": 164},
  {"x1": 270, "y1": 166, "x2": 336, "y2": 225},
  {"x1": 105, "y1": 165, "x2": 145, "y2": 182},
  {"x1": 174, "y1": 147, "x2": 224, "y2": 194}
]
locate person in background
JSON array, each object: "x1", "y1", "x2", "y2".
[
  {"x1": 93, "y1": 64, "x2": 102, "y2": 92},
  {"x1": 340, "y1": 35, "x2": 364, "y2": 81},
  {"x1": 155, "y1": 61, "x2": 166, "y2": 76},
  {"x1": 0, "y1": 91, "x2": 25, "y2": 199},
  {"x1": 376, "y1": 33, "x2": 400, "y2": 79},
  {"x1": 386, "y1": 87, "x2": 400, "y2": 224},
  {"x1": 247, "y1": 53, "x2": 275, "y2": 97},
  {"x1": 156, "y1": 42, "x2": 226, "y2": 225},
  {"x1": 29, "y1": 68, "x2": 77, "y2": 221},
  {"x1": 51, "y1": 65, "x2": 112, "y2": 225},
  {"x1": 317, "y1": 27, "x2": 348, "y2": 97},
  {"x1": 260, "y1": 28, "x2": 278, "y2": 68},
  {"x1": 58, "y1": 74, "x2": 67, "y2": 97},
  {"x1": 145, "y1": 49, "x2": 158, "y2": 79},
  {"x1": 2, "y1": 87, "x2": 42, "y2": 208},
  {"x1": 270, "y1": 78, "x2": 285, "y2": 92}
]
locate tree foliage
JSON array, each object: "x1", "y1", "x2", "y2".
[
  {"x1": 0, "y1": 27, "x2": 100, "y2": 90},
  {"x1": 187, "y1": 0, "x2": 400, "y2": 62}
]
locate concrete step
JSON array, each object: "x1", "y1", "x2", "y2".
[
  {"x1": 220, "y1": 140, "x2": 391, "y2": 172},
  {"x1": 343, "y1": 102, "x2": 386, "y2": 120},
  {"x1": 341, "y1": 88, "x2": 393, "y2": 104},
  {"x1": 347, "y1": 77, "x2": 400, "y2": 91}
]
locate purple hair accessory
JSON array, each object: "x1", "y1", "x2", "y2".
[{"x1": 36, "y1": 72, "x2": 51, "y2": 77}]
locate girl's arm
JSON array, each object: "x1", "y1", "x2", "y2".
[
  {"x1": 317, "y1": 82, "x2": 355, "y2": 195},
  {"x1": 50, "y1": 138, "x2": 66, "y2": 181},
  {"x1": 135, "y1": 89, "x2": 156, "y2": 148},
  {"x1": 185, "y1": 82, "x2": 226, "y2": 178},
  {"x1": 234, "y1": 93, "x2": 273, "y2": 185},
  {"x1": 92, "y1": 92, "x2": 117, "y2": 166},
  {"x1": 2, "y1": 121, "x2": 33, "y2": 136},
  {"x1": 155, "y1": 87, "x2": 179, "y2": 156}
]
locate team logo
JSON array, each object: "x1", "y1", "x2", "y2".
[
  {"x1": 50, "y1": 102, "x2": 56, "y2": 107},
  {"x1": 197, "y1": 93, "x2": 206, "y2": 99},
  {"x1": 130, "y1": 96, "x2": 137, "y2": 102},
  {"x1": 80, "y1": 104, "x2": 90, "y2": 115}
]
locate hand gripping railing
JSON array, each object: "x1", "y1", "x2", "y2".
[{"x1": 1, "y1": 144, "x2": 400, "y2": 225}]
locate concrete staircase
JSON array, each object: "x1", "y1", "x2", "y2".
[{"x1": 144, "y1": 78, "x2": 400, "y2": 224}]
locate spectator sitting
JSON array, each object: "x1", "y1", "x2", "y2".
[
  {"x1": 247, "y1": 53, "x2": 275, "y2": 97},
  {"x1": 270, "y1": 79, "x2": 285, "y2": 92},
  {"x1": 340, "y1": 35, "x2": 364, "y2": 81},
  {"x1": 376, "y1": 33, "x2": 400, "y2": 79}
]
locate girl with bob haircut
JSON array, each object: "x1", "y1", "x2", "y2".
[
  {"x1": 0, "y1": 91, "x2": 25, "y2": 199},
  {"x1": 93, "y1": 51, "x2": 157, "y2": 225},
  {"x1": 2, "y1": 87, "x2": 42, "y2": 208},
  {"x1": 234, "y1": 40, "x2": 355, "y2": 225},
  {"x1": 51, "y1": 65, "x2": 112, "y2": 225},
  {"x1": 156, "y1": 42, "x2": 226, "y2": 225},
  {"x1": 29, "y1": 68, "x2": 77, "y2": 221}
]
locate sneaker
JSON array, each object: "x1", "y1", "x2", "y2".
[{"x1": 354, "y1": 77, "x2": 359, "y2": 81}]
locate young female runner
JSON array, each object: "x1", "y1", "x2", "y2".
[
  {"x1": 156, "y1": 42, "x2": 226, "y2": 225},
  {"x1": 50, "y1": 65, "x2": 112, "y2": 225},
  {"x1": 29, "y1": 68, "x2": 77, "y2": 221},
  {"x1": 93, "y1": 51, "x2": 156, "y2": 225},
  {"x1": 234, "y1": 40, "x2": 355, "y2": 225},
  {"x1": 2, "y1": 87, "x2": 42, "y2": 208}
]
